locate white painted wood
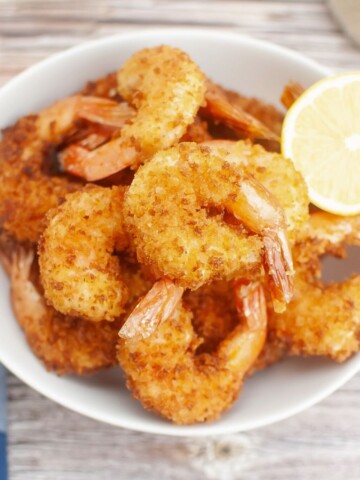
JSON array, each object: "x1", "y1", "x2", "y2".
[
  {"x1": 1, "y1": 1, "x2": 360, "y2": 478},
  {"x1": 7, "y1": 372, "x2": 360, "y2": 480}
]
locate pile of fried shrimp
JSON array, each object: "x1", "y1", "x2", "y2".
[{"x1": 1, "y1": 45, "x2": 359, "y2": 425}]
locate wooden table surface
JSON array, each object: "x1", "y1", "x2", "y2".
[{"x1": 1, "y1": 1, "x2": 360, "y2": 479}]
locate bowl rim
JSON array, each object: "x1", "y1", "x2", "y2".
[
  {"x1": 3, "y1": 352, "x2": 360, "y2": 437},
  {"x1": 2, "y1": 27, "x2": 353, "y2": 437},
  {"x1": 0, "y1": 27, "x2": 332, "y2": 95}
]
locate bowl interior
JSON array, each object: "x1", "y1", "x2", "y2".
[{"x1": 1, "y1": 29, "x2": 358, "y2": 436}]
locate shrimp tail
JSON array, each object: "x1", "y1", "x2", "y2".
[
  {"x1": 7, "y1": 248, "x2": 46, "y2": 326},
  {"x1": 78, "y1": 98, "x2": 134, "y2": 128},
  {"x1": 221, "y1": 280, "x2": 267, "y2": 371},
  {"x1": 10, "y1": 247, "x2": 34, "y2": 283},
  {"x1": 280, "y1": 81, "x2": 305, "y2": 109},
  {"x1": 263, "y1": 229, "x2": 294, "y2": 309},
  {"x1": 119, "y1": 279, "x2": 184, "y2": 340},
  {"x1": 60, "y1": 140, "x2": 138, "y2": 181},
  {"x1": 233, "y1": 279, "x2": 267, "y2": 330}
]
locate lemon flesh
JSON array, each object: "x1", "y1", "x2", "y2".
[{"x1": 282, "y1": 73, "x2": 360, "y2": 216}]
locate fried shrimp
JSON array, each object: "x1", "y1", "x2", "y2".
[
  {"x1": 2, "y1": 246, "x2": 152, "y2": 375},
  {"x1": 125, "y1": 142, "x2": 295, "y2": 291},
  {"x1": 270, "y1": 212, "x2": 360, "y2": 361},
  {"x1": 125, "y1": 143, "x2": 263, "y2": 289},
  {"x1": 121, "y1": 141, "x2": 296, "y2": 338},
  {"x1": 6, "y1": 248, "x2": 121, "y2": 375},
  {"x1": 80, "y1": 72, "x2": 121, "y2": 100},
  {"x1": 0, "y1": 95, "x2": 133, "y2": 243},
  {"x1": 39, "y1": 185, "x2": 129, "y2": 322},
  {"x1": 118, "y1": 281, "x2": 267, "y2": 424},
  {"x1": 61, "y1": 46, "x2": 206, "y2": 181}
]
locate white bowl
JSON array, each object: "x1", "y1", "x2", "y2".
[{"x1": 1, "y1": 28, "x2": 358, "y2": 437}]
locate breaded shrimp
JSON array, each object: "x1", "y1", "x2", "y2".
[
  {"x1": 118, "y1": 282, "x2": 267, "y2": 425},
  {"x1": 0, "y1": 95, "x2": 133, "y2": 243},
  {"x1": 250, "y1": 330, "x2": 289, "y2": 374},
  {"x1": 121, "y1": 142, "x2": 296, "y2": 338},
  {"x1": 0, "y1": 116, "x2": 81, "y2": 243},
  {"x1": 61, "y1": 46, "x2": 206, "y2": 181},
  {"x1": 6, "y1": 248, "x2": 121, "y2": 375},
  {"x1": 125, "y1": 142, "x2": 307, "y2": 338},
  {"x1": 124, "y1": 143, "x2": 261, "y2": 289},
  {"x1": 39, "y1": 185, "x2": 129, "y2": 322},
  {"x1": 125, "y1": 142, "x2": 295, "y2": 290},
  {"x1": 2, "y1": 246, "x2": 152, "y2": 375},
  {"x1": 270, "y1": 212, "x2": 360, "y2": 362}
]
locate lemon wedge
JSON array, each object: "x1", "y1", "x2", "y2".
[{"x1": 282, "y1": 72, "x2": 360, "y2": 215}]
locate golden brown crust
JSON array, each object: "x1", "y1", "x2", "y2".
[
  {"x1": 117, "y1": 45, "x2": 206, "y2": 164},
  {"x1": 0, "y1": 116, "x2": 81, "y2": 243},
  {"x1": 39, "y1": 186, "x2": 130, "y2": 322},
  {"x1": 124, "y1": 142, "x2": 263, "y2": 290},
  {"x1": 118, "y1": 297, "x2": 266, "y2": 425},
  {"x1": 0, "y1": 71, "x2": 130, "y2": 244}
]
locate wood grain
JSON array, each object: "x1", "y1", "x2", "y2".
[
  {"x1": 7, "y1": 372, "x2": 360, "y2": 480},
  {"x1": 2, "y1": 1, "x2": 360, "y2": 479},
  {"x1": 0, "y1": 0, "x2": 360, "y2": 89}
]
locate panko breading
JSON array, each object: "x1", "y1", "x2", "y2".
[
  {"x1": 118, "y1": 282, "x2": 266, "y2": 425},
  {"x1": 124, "y1": 143, "x2": 263, "y2": 290},
  {"x1": 2, "y1": 44, "x2": 358, "y2": 427},
  {"x1": 39, "y1": 186, "x2": 129, "y2": 322},
  {"x1": 124, "y1": 141, "x2": 297, "y2": 318},
  {"x1": 81, "y1": 72, "x2": 122, "y2": 100},
  {"x1": 250, "y1": 331, "x2": 289, "y2": 374},
  {"x1": 181, "y1": 116, "x2": 213, "y2": 143}
]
